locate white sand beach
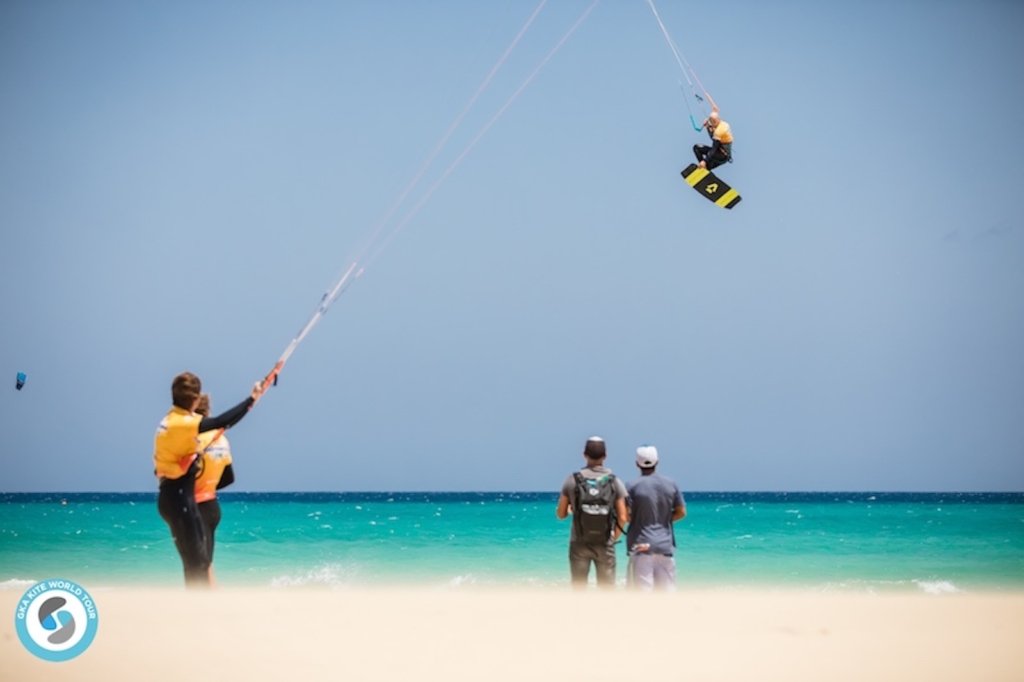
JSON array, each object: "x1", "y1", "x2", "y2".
[{"x1": 2, "y1": 588, "x2": 1022, "y2": 681}]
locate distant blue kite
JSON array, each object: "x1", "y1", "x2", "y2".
[{"x1": 16, "y1": 372, "x2": 26, "y2": 390}]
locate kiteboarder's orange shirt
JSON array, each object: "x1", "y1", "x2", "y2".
[
  {"x1": 712, "y1": 120, "x2": 733, "y2": 144},
  {"x1": 194, "y1": 431, "x2": 232, "y2": 503},
  {"x1": 154, "y1": 407, "x2": 202, "y2": 479}
]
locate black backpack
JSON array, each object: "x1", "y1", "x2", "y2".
[{"x1": 573, "y1": 472, "x2": 618, "y2": 544}]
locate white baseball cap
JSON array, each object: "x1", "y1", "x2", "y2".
[{"x1": 636, "y1": 445, "x2": 659, "y2": 467}]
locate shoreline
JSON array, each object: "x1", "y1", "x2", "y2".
[
  {"x1": 3, "y1": 587, "x2": 1023, "y2": 681},
  {"x1": 4, "y1": 575, "x2": 1021, "y2": 593}
]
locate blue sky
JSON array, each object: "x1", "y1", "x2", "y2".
[{"x1": 1, "y1": 1, "x2": 1022, "y2": 492}]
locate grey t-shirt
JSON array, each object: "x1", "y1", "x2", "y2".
[
  {"x1": 560, "y1": 465, "x2": 629, "y2": 544},
  {"x1": 626, "y1": 473, "x2": 685, "y2": 556}
]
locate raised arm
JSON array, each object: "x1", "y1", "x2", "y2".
[
  {"x1": 197, "y1": 381, "x2": 264, "y2": 433},
  {"x1": 198, "y1": 397, "x2": 253, "y2": 433}
]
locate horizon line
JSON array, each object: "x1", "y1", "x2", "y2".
[{"x1": 3, "y1": 490, "x2": 1022, "y2": 496}]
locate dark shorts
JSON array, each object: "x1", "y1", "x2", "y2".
[
  {"x1": 693, "y1": 144, "x2": 730, "y2": 171},
  {"x1": 569, "y1": 541, "x2": 617, "y2": 588},
  {"x1": 158, "y1": 472, "x2": 210, "y2": 587},
  {"x1": 198, "y1": 498, "x2": 222, "y2": 563}
]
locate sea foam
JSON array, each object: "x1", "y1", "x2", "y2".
[
  {"x1": 914, "y1": 580, "x2": 960, "y2": 595},
  {"x1": 0, "y1": 578, "x2": 36, "y2": 591},
  {"x1": 270, "y1": 562, "x2": 358, "y2": 589}
]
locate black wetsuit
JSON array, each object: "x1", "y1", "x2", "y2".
[
  {"x1": 157, "y1": 397, "x2": 252, "y2": 587},
  {"x1": 198, "y1": 464, "x2": 234, "y2": 562},
  {"x1": 197, "y1": 498, "x2": 221, "y2": 564},
  {"x1": 693, "y1": 125, "x2": 732, "y2": 171}
]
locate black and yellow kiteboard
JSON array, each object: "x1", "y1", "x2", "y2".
[{"x1": 681, "y1": 164, "x2": 741, "y2": 209}]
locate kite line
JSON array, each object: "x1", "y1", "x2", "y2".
[
  {"x1": 362, "y1": 0, "x2": 600, "y2": 270},
  {"x1": 645, "y1": 0, "x2": 713, "y2": 130},
  {"x1": 254, "y1": 0, "x2": 601, "y2": 395}
]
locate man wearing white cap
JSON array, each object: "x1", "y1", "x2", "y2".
[{"x1": 625, "y1": 445, "x2": 686, "y2": 590}]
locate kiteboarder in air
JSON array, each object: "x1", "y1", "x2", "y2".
[
  {"x1": 693, "y1": 107, "x2": 732, "y2": 171},
  {"x1": 681, "y1": 104, "x2": 741, "y2": 209}
]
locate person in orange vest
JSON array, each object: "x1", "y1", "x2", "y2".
[
  {"x1": 154, "y1": 372, "x2": 262, "y2": 587},
  {"x1": 194, "y1": 394, "x2": 237, "y2": 586},
  {"x1": 693, "y1": 107, "x2": 733, "y2": 171}
]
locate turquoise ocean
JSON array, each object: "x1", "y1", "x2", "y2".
[{"x1": 1, "y1": 493, "x2": 1022, "y2": 592}]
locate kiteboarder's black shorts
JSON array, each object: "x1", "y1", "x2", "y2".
[
  {"x1": 158, "y1": 473, "x2": 210, "y2": 586},
  {"x1": 198, "y1": 498, "x2": 222, "y2": 563},
  {"x1": 693, "y1": 144, "x2": 729, "y2": 171}
]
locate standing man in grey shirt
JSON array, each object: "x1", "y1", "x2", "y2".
[
  {"x1": 626, "y1": 445, "x2": 686, "y2": 591},
  {"x1": 556, "y1": 436, "x2": 629, "y2": 589}
]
